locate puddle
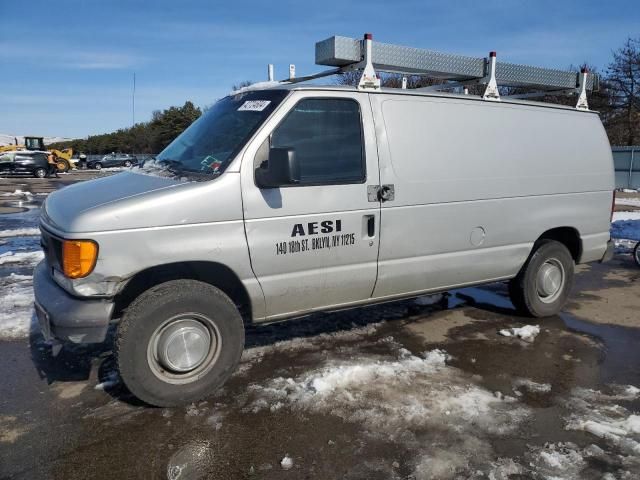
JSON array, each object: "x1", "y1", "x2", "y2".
[
  {"x1": 0, "y1": 236, "x2": 41, "y2": 257},
  {"x1": 563, "y1": 313, "x2": 640, "y2": 388}
]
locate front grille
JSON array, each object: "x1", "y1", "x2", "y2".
[{"x1": 40, "y1": 227, "x2": 63, "y2": 270}]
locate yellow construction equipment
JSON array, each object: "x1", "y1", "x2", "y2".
[{"x1": 0, "y1": 136, "x2": 74, "y2": 172}]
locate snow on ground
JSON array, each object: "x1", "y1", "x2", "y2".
[
  {"x1": 0, "y1": 228, "x2": 40, "y2": 237},
  {"x1": 1, "y1": 189, "x2": 33, "y2": 197},
  {"x1": 0, "y1": 250, "x2": 44, "y2": 266},
  {"x1": 513, "y1": 378, "x2": 552, "y2": 394},
  {"x1": 244, "y1": 342, "x2": 530, "y2": 478},
  {"x1": 95, "y1": 371, "x2": 120, "y2": 391},
  {"x1": 613, "y1": 211, "x2": 640, "y2": 222},
  {"x1": 611, "y1": 212, "x2": 640, "y2": 242},
  {"x1": 414, "y1": 293, "x2": 444, "y2": 306},
  {"x1": 499, "y1": 324, "x2": 540, "y2": 343},
  {"x1": 564, "y1": 386, "x2": 640, "y2": 473},
  {"x1": 237, "y1": 322, "x2": 382, "y2": 374},
  {"x1": 240, "y1": 327, "x2": 640, "y2": 478},
  {"x1": 280, "y1": 455, "x2": 294, "y2": 470},
  {"x1": 616, "y1": 197, "x2": 640, "y2": 208},
  {"x1": 0, "y1": 273, "x2": 36, "y2": 339}
]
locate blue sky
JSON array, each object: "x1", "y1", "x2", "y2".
[{"x1": 1, "y1": 0, "x2": 638, "y2": 138}]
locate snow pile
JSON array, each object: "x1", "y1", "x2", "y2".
[
  {"x1": 414, "y1": 293, "x2": 444, "y2": 306},
  {"x1": 280, "y1": 455, "x2": 293, "y2": 470},
  {"x1": 245, "y1": 348, "x2": 530, "y2": 478},
  {"x1": 489, "y1": 440, "x2": 636, "y2": 478},
  {"x1": 0, "y1": 228, "x2": 40, "y2": 238},
  {"x1": 0, "y1": 273, "x2": 36, "y2": 339},
  {"x1": 611, "y1": 208, "x2": 640, "y2": 241},
  {"x1": 230, "y1": 81, "x2": 282, "y2": 95},
  {"x1": 513, "y1": 378, "x2": 552, "y2": 394},
  {"x1": 238, "y1": 322, "x2": 382, "y2": 374},
  {"x1": 616, "y1": 197, "x2": 640, "y2": 208},
  {"x1": 524, "y1": 442, "x2": 587, "y2": 478},
  {"x1": 0, "y1": 250, "x2": 44, "y2": 266},
  {"x1": 564, "y1": 386, "x2": 640, "y2": 465},
  {"x1": 1, "y1": 189, "x2": 33, "y2": 197},
  {"x1": 499, "y1": 325, "x2": 540, "y2": 343},
  {"x1": 95, "y1": 371, "x2": 120, "y2": 391}
]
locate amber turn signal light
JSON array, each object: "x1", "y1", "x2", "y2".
[{"x1": 62, "y1": 240, "x2": 98, "y2": 279}]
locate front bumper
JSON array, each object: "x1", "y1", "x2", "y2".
[
  {"x1": 33, "y1": 261, "x2": 114, "y2": 343},
  {"x1": 600, "y1": 239, "x2": 614, "y2": 263}
]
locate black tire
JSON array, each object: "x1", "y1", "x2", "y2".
[
  {"x1": 123, "y1": 160, "x2": 132, "y2": 167},
  {"x1": 634, "y1": 242, "x2": 640, "y2": 268},
  {"x1": 56, "y1": 158, "x2": 70, "y2": 173},
  {"x1": 94, "y1": 162, "x2": 102, "y2": 170},
  {"x1": 33, "y1": 168, "x2": 47, "y2": 178},
  {"x1": 508, "y1": 240, "x2": 574, "y2": 317},
  {"x1": 116, "y1": 280, "x2": 244, "y2": 407}
]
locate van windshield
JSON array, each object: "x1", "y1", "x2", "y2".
[{"x1": 147, "y1": 89, "x2": 288, "y2": 179}]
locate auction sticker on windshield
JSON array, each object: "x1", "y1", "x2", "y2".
[{"x1": 238, "y1": 100, "x2": 271, "y2": 111}]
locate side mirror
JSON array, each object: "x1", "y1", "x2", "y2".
[{"x1": 255, "y1": 148, "x2": 300, "y2": 188}]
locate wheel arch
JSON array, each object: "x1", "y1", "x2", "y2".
[
  {"x1": 536, "y1": 226, "x2": 582, "y2": 263},
  {"x1": 113, "y1": 261, "x2": 252, "y2": 322}
]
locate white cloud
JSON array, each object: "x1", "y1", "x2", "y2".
[{"x1": 0, "y1": 43, "x2": 142, "y2": 70}]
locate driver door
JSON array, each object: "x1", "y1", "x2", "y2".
[{"x1": 240, "y1": 91, "x2": 381, "y2": 320}]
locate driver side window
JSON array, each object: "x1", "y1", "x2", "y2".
[{"x1": 271, "y1": 98, "x2": 365, "y2": 185}]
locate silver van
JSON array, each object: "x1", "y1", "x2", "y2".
[{"x1": 33, "y1": 39, "x2": 615, "y2": 406}]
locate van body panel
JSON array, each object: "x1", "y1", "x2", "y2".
[
  {"x1": 40, "y1": 172, "x2": 267, "y2": 319},
  {"x1": 240, "y1": 90, "x2": 382, "y2": 319},
  {"x1": 43, "y1": 171, "x2": 249, "y2": 233},
  {"x1": 370, "y1": 94, "x2": 613, "y2": 298},
  {"x1": 35, "y1": 85, "x2": 615, "y2": 340}
]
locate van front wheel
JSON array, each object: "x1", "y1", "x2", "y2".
[
  {"x1": 508, "y1": 240, "x2": 574, "y2": 317},
  {"x1": 116, "y1": 280, "x2": 244, "y2": 407}
]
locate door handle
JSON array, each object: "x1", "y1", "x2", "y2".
[{"x1": 363, "y1": 215, "x2": 375, "y2": 238}]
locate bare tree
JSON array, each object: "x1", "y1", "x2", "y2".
[{"x1": 606, "y1": 37, "x2": 640, "y2": 145}]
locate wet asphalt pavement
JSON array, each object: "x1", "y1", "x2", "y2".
[{"x1": 1, "y1": 173, "x2": 639, "y2": 480}]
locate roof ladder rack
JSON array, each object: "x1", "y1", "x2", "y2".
[{"x1": 306, "y1": 33, "x2": 599, "y2": 110}]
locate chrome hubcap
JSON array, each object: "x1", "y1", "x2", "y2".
[
  {"x1": 157, "y1": 319, "x2": 212, "y2": 372},
  {"x1": 147, "y1": 314, "x2": 221, "y2": 384},
  {"x1": 536, "y1": 259, "x2": 564, "y2": 303}
]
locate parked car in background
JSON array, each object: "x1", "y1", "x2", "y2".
[
  {"x1": 0, "y1": 151, "x2": 50, "y2": 178},
  {"x1": 88, "y1": 153, "x2": 138, "y2": 170}
]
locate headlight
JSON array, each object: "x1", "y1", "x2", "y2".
[{"x1": 62, "y1": 240, "x2": 98, "y2": 278}]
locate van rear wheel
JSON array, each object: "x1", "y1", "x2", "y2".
[
  {"x1": 116, "y1": 280, "x2": 244, "y2": 407},
  {"x1": 508, "y1": 240, "x2": 574, "y2": 317}
]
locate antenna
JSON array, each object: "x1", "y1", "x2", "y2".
[{"x1": 132, "y1": 72, "x2": 136, "y2": 127}]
